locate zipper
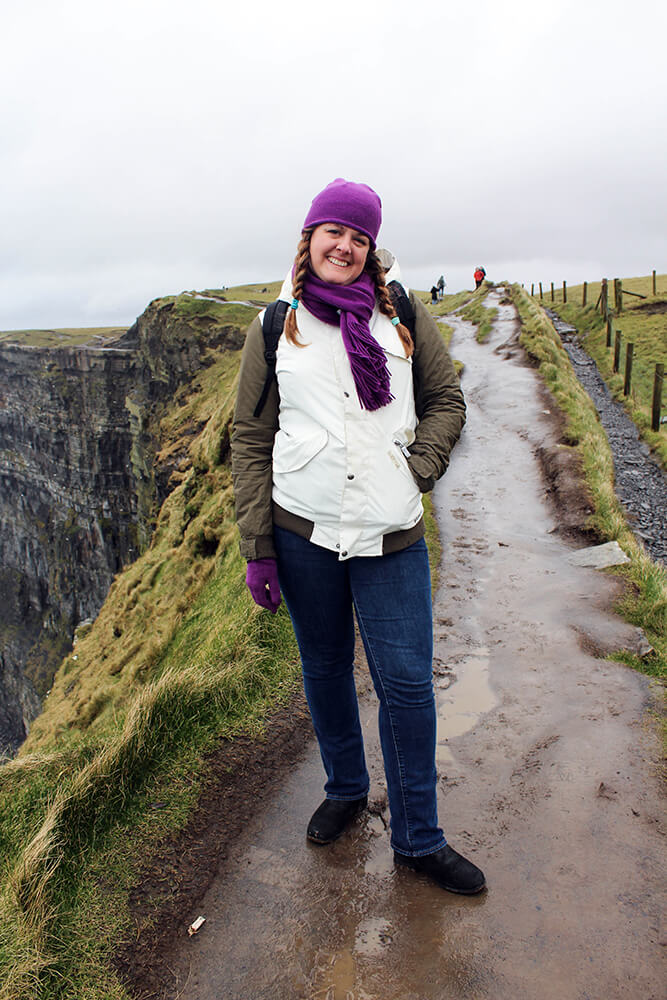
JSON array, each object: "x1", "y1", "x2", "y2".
[{"x1": 394, "y1": 439, "x2": 412, "y2": 459}]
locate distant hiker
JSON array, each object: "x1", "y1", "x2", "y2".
[
  {"x1": 437, "y1": 275, "x2": 445, "y2": 299},
  {"x1": 232, "y1": 177, "x2": 485, "y2": 896},
  {"x1": 430, "y1": 285, "x2": 438, "y2": 304},
  {"x1": 474, "y1": 266, "x2": 486, "y2": 289}
]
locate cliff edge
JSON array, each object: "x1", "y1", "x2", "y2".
[{"x1": 0, "y1": 293, "x2": 250, "y2": 753}]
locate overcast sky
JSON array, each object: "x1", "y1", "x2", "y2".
[{"x1": 2, "y1": 0, "x2": 666, "y2": 330}]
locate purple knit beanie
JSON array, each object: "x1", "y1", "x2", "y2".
[{"x1": 303, "y1": 178, "x2": 382, "y2": 247}]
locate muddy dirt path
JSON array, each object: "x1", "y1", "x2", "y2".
[{"x1": 158, "y1": 290, "x2": 664, "y2": 1000}]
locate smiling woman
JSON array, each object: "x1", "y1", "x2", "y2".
[{"x1": 230, "y1": 178, "x2": 486, "y2": 897}]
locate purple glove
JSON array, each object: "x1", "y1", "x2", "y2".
[{"x1": 245, "y1": 558, "x2": 282, "y2": 613}]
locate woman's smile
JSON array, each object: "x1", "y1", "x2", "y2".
[{"x1": 310, "y1": 223, "x2": 370, "y2": 285}]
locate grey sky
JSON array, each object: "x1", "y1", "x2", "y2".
[{"x1": 2, "y1": 0, "x2": 666, "y2": 330}]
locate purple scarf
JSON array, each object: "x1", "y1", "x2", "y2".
[{"x1": 300, "y1": 270, "x2": 393, "y2": 411}]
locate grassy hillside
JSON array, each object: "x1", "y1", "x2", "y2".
[
  {"x1": 533, "y1": 274, "x2": 667, "y2": 467},
  {"x1": 210, "y1": 280, "x2": 283, "y2": 305},
  {"x1": 0, "y1": 285, "x2": 443, "y2": 999}
]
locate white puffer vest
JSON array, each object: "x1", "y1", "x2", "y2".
[{"x1": 269, "y1": 273, "x2": 423, "y2": 560}]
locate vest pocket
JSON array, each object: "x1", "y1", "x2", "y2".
[{"x1": 272, "y1": 426, "x2": 328, "y2": 473}]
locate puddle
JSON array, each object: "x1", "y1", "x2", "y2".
[
  {"x1": 326, "y1": 948, "x2": 356, "y2": 999},
  {"x1": 354, "y1": 915, "x2": 394, "y2": 957},
  {"x1": 435, "y1": 647, "x2": 496, "y2": 764}
]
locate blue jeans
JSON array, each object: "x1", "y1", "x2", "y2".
[{"x1": 274, "y1": 526, "x2": 446, "y2": 857}]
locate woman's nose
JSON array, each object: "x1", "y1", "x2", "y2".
[{"x1": 336, "y1": 234, "x2": 352, "y2": 253}]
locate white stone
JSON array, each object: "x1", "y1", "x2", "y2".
[{"x1": 567, "y1": 541, "x2": 631, "y2": 569}]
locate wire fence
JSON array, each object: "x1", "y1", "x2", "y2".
[{"x1": 526, "y1": 271, "x2": 664, "y2": 431}]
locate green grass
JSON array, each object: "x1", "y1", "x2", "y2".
[
  {"x1": 0, "y1": 570, "x2": 302, "y2": 998},
  {"x1": 211, "y1": 281, "x2": 283, "y2": 305},
  {"x1": 530, "y1": 275, "x2": 667, "y2": 468},
  {"x1": 417, "y1": 288, "x2": 480, "y2": 377},
  {"x1": 415, "y1": 283, "x2": 495, "y2": 338},
  {"x1": 534, "y1": 274, "x2": 665, "y2": 310},
  {"x1": 171, "y1": 295, "x2": 260, "y2": 328},
  {"x1": 0, "y1": 328, "x2": 127, "y2": 348},
  {"x1": 511, "y1": 283, "x2": 666, "y2": 684},
  {"x1": 460, "y1": 295, "x2": 497, "y2": 343},
  {"x1": 416, "y1": 288, "x2": 480, "y2": 317}
]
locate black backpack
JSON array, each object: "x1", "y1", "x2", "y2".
[{"x1": 253, "y1": 280, "x2": 416, "y2": 418}]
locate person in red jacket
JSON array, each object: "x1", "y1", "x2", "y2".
[{"x1": 474, "y1": 266, "x2": 486, "y2": 289}]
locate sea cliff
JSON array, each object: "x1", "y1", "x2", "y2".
[{"x1": 0, "y1": 294, "x2": 247, "y2": 753}]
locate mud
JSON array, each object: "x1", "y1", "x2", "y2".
[
  {"x1": 630, "y1": 300, "x2": 667, "y2": 315},
  {"x1": 120, "y1": 289, "x2": 665, "y2": 1000}
]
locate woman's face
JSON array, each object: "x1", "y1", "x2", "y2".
[{"x1": 309, "y1": 223, "x2": 370, "y2": 285}]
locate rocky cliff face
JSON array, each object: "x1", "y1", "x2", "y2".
[{"x1": 0, "y1": 295, "x2": 246, "y2": 754}]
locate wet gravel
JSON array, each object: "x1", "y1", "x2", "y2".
[{"x1": 545, "y1": 308, "x2": 667, "y2": 564}]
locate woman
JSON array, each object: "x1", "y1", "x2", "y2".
[{"x1": 231, "y1": 178, "x2": 485, "y2": 895}]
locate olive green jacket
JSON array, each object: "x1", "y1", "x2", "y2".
[{"x1": 231, "y1": 293, "x2": 465, "y2": 560}]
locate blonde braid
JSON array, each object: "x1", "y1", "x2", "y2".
[
  {"x1": 366, "y1": 252, "x2": 414, "y2": 357},
  {"x1": 284, "y1": 229, "x2": 312, "y2": 346}
]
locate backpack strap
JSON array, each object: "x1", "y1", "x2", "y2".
[
  {"x1": 387, "y1": 280, "x2": 416, "y2": 337},
  {"x1": 254, "y1": 299, "x2": 289, "y2": 418}
]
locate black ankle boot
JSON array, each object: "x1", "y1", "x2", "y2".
[
  {"x1": 394, "y1": 844, "x2": 486, "y2": 895},
  {"x1": 306, "y1": 796, "x2": 368, "y2": 844}
]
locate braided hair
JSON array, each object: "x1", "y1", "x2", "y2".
[
  {"x1": 364, "y1": 251, "x2": 414, "y2": 358},
  {"x1": 284, "y1": 230, "x2": 312, "y2": 346},
  {"x1": 284, "y1": 229, "x2": 414, "y2": 358}
]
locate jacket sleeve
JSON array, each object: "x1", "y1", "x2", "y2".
[
  {"x1": 231, "y1": 315, "x2": 279, "y2": 560},
  {"x1": 407, "y1": 294, "x2": 466, "y2": 492}
]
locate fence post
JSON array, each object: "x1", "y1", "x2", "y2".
[
  {"x1": 614, "y1": 278, "x2": 623, "y2": 312},
  {"x1": 624, "y1": 343, "x2": 634, "y2": 396},
  {"x1": 531, "y1": 283, "x2": 534, "y2": 296},
  {"x1": 600, "y1": 278, "x2": 608, "y2": 317},
  {"x1": 606, "y1": 316, "x2": 613, "y2": 348},
  {"x1": 563, "y1": 280, "x2": 567, "y2": 303},
  {"x1": 653, "y1": 270, "x2": 657, "y2": 296},
  {"x1": 551, "y1": 282, "x2": 554, "y2": 302},
  {"x1": 613, "y1": 330, "x2": 622, "y2": 373},
  {"x1": 539, "y1": 282, "x2": 543, "y2": 299},
  {"x1": 652, "y1": 364, "x2": 664, "y2": 431},
  {"x1": 582, "y1": 281, "x2": 587, "y2": 306}
]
